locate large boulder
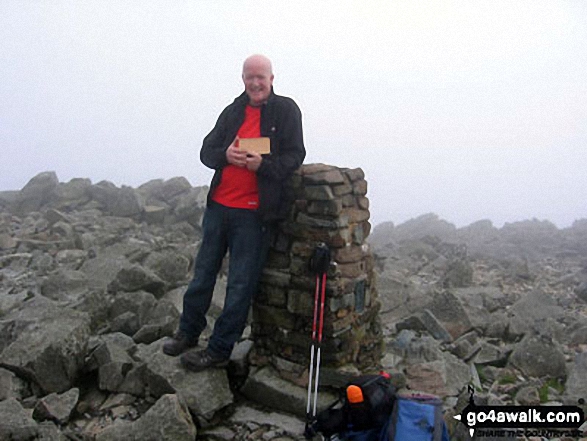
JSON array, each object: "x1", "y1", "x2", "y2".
[
  {"x1": 135, "y1": 340, "x2": 234, "y2": 425},
  {"x1": 15, "y1": 171, "x2": 59, "y2": 214},
  {"x1": 95, "y1": 394, "x2": 196, "y2": 441},
  {"x1": 0, "y1": 398, "x2": 40, "y2": 440},
  {"x1": 241, "y1": 365, "x2": 337, "y2": 418},
  {"x1": 0, "y1": 296, "x2": 91, "y2": 393},
  {"x1": 425, "y1": 290, "x2": 472, "y2": 339},
  {"x1": 509, "y1": 335, "x2": 566, "y2": 379},
  {"x1": 108, "y1": 264, "x2": 166, "y2": 298},
  {"x1": 33, "y1": 387, "x2": 80, "y2": 425},
  {"x1": 563, "y1": 352, "x2": 587, "y2": 405}
]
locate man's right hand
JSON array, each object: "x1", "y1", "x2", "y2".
[{"x1": 226, "y1": 137, "x2": 247, "y2": 167}]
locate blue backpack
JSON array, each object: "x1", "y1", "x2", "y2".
[
  {"x1": 309, "y1": 377, "x2": 450, "y2": 441},
  {"x1": 382, "y1": 392, "x2": 450, "y2": 441}
]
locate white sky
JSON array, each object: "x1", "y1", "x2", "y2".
[{"x1": 1, "y1": 1, "x2": 586, "y2": 228}]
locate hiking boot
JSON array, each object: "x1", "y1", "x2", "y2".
[
  {"x1": 180, "y1": 349, "x2": 229, "y2": 372},
  {"x1": 162, "y1": 331, "x2": 198, "y2": 356}
]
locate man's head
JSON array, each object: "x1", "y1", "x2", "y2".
[{"x1": 242, "y1": 54, "x2": 274, "y2": 107}]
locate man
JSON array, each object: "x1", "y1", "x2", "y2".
[{"x1": 163, "y1": 54, "x2": 306, "y2": 371}]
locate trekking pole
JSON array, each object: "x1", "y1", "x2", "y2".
[
  {"x1": 305, "y1": 272, "x2": 321, "y2": 421},
  {"x1": 304, "y1": 243, "x2": 331, "y2": 438},
  {"x1": 311, "y1": 270, "x2": 327, "y2": 417}
]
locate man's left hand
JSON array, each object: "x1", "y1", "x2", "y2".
[{"x1": 245, "y1": 152, "x2": 262, "y2": 172}]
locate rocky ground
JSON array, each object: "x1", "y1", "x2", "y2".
[{"x1": 1, "y1": 172, "x2": 586, "y2": 440}]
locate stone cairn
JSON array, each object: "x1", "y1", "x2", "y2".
[{"x1": 251, "y1": 164, "x2": 383, "y2": 382}]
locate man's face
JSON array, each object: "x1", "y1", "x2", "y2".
[{"x1": 242, "y1": 58, "x2": 274, "y2": 106}]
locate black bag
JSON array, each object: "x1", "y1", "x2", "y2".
[{"x1": 309, "y1": 373, "x2": 396, "y2": 439}]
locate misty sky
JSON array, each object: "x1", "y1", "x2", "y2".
[{"x1": 1, "y1": 1, "x2": 586, "y2": 228}]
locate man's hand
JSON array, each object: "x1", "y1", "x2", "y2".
[
  {"x1": 245, "y1": 152, "x2": 262, "y2": 172},
  {"x1": 226, "y1": 137, "x2": 247, "y2": 167}
]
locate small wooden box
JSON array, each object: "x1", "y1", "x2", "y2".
[{"x1": 239, "y1": 137, "x2": 271, "y2": 155}]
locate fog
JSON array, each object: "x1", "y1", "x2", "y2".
[{"x1": 1, "y1": 1, "x2": 586, "y2": 228}]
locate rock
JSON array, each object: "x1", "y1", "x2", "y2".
[
  {"x1": 515, "y1": 385, "x2": 540, "y2": 405},
  {"x1": 109, "y1": 290, "x2": 157, "y2": 336},
  {"x1": 173, "y1": 187, "x2": 207, "y2": 227},
  {"x1": 80, "y1": 256, "x2": 130, "y2": 294},
  {"x1": 33, "y1": 388, "x2": 80, "y2": 424},
  {"x1": 132, "y1": 299, "x2": 179, "y2": 344},
  {"x1": 40, "y1": 269, "x2": 88, "y2": 301},
  {"x1": 241, "y1": 365, "x2": 337, "y2": 418},
  {"x1": 563, "y1": 352, "x2": 587, "y2": 404},
  {"x1": 0, "y1": 398, "x2": 40, "y2": 440},
  {"x1": 509, "y1": 335, "x2": 566, "y2": 378},
  {"x1": 404, "y1": 352, "x2": 470, "y2": 397},
  {"x1": 576, "y1": 281, "x2": 587, "y2": 303},
  {"x1": 395, "y1": 309, "x2": 453, "y2": 342},
  {"x1": 136, "y1": 340, "x2": 234, "y2": 425},
  {"x1": 143, "y1": 205, "x2": 167, "y2": 224},
  {"x1": 53, "y1": 178, "x2": 92, "y2": 210},
  {"x1": 0, "y1": 296, "x2": 91, "y2": 393},
  {"x1": 425, "y1": 290, "x2": 472, "y2": 339},
  {"x1": 229, "y1": 405, "x2": 304, "y2": 438},
  {"x1": 0, "y1": 367, "x2": 30, "y2": 400},
  {"x1": 108, "y1": 265, "x2": 166, "y2": 298},
  {"x1": 509, "y1": 289, "x2": 565, "y2": 329},
  {"x1": 144, "y1": 250, "x2": 190, "y2": 286},
  {"x1": 15, "y1": 171, "x2": 59, "y2": 214},
  {"x1": 96, "y1": 394, "x2": 196, "y2": 441},
  {"x1": 90, "y1": 336, "x2": 136, "y2": 392}
]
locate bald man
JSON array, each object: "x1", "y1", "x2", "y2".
[{"x1": 163, "y1": 55, "x2": 306, "y2": 372}]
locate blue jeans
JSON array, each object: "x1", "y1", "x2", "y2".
[{"x1": 179, "y1": 201, "x2": 271, "y2": 358}]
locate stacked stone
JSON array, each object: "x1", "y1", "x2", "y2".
[{"x1": 252, "y1": 164, "x2": 383, "y2": 374}]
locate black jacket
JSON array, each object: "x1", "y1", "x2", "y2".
[{"x1": 200, "y1": 88, "x2": 306, "y2": 222}]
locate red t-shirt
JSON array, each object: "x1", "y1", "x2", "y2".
[{"x1": 212, "y1": 105, "x2": 261, "y2": 209}]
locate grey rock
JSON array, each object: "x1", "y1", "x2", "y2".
[
  {"x1": 15, "y1": 171, "x2": 59, "y2": 214},
  {"x1": 89, "y1": 182, "x2": 143, "y2": 218},
  {"x1": 144, "y1": 250, "x2": 190, "y2": 286},
  {"x1": 471, "y1": 342, "x2": 510, "y2": 367},
  {"x1": 229, "y1": 405, "x2": 304, "y2": 437},
  {"x1": 509, "y1": 289, "x2": 565, "y2": 325},
  {"x1": 0, "y1": 367, "x2": 30, "y2": 401},
  {"x1": 53, "y1": 178, "x2": 92, "y2": 210},
  {"x1": 241, "y1": 365, "x2": 337, "y2": 418},
  {"x1": 404, "y1": 352, "x2": 470, "y2": 397},
  {"x1": 132, "y1": 299, "x2": 179, "y2": 344},
  {"x1": 515, "y1": 385, "x2": 540, "y2": 405},
  {"x1": 0, "y1": 398, "x2": 39, "y2": 440},
  {"x1": 0, "y1": 296, "x2": 91, "y2": 393},
  {"x1": 91, "y1": 337, "x2": 135, "y2": 392},
  {"x1": 40, "y1": 269, "x2": 88, "y2": 301},
  {"x1": 425, "y1": 290, "x2": 472, "y2": 339},
  {"x1": 54, "y1": 249, "x2": 87, "y2": 270},
  {"x1": 396, "y1": 309, "x2": 453, "y2": 342},
  {"x1": 109, "y1": 290, "x2": 157, "y2": 334},
  {"x1": 173, "y1": 187, "x2": 207, "y2": 227},
  {"x1": 108, "y1": 265, "x2": 166, "y2": 297},
  {"x1": 33, "y1": 388, "x2": 80, "y2": 424},
  {"x1": 563, "y1": 352, "x2": 587, "y2": 404},
  {"x1": 143, "y1": 205, "x2": 167, "y2": 224},
  {"x1": 509, "y1": 335, "x2": 566, "y2": 378},
  {"x1": 95, "y1": 394, "x2": 196, "y2": 441},
  {"x1": 80, "y1": 252, "x2": 131, "y2": 290},
  {"x1": 133, "y1": 394, "x2": 196, "y2": 441},
  {"x1": 576, "y1": 281, "x2": 587, "y2": 303},
  {"x1": 136, "y1": 340, "x2": 233, "y2": 424}
]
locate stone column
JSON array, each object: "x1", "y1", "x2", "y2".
[{"x1": 251, "y1": 164, "x2": 383, "y2": 380}]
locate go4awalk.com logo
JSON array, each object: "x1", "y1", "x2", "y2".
[{"x1": 453, "y1": 387, "x2": 586, "y2": 438}]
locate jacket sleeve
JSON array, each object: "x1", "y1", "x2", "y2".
[
  {"x1": 257, "y1": 99, "x2": 306, "y2": 181},
  {"x1": 199, "y1": 106, "x2": 232, "y2": 170}
]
